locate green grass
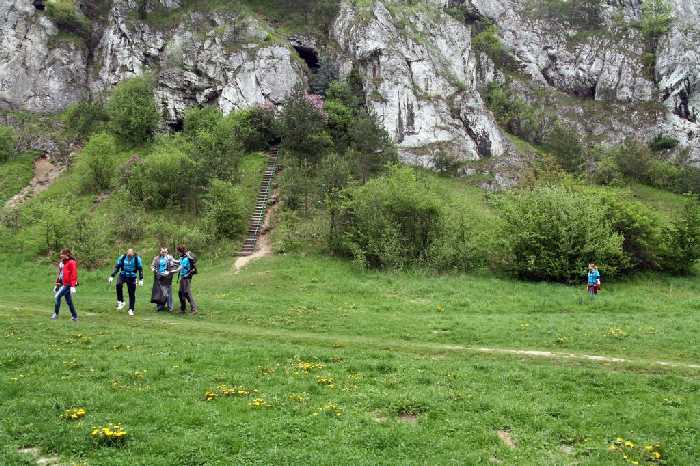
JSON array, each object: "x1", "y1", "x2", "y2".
[
  {"x1": 0, "y1": 153, "x2": 34, "y2": 204},
  {"x1": 1, "y1": 253, "x2": 699, "y2": 465}
]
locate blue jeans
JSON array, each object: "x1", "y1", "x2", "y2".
[{"x1": 55, "y1": 286, "x2": 77, "y2": 318}]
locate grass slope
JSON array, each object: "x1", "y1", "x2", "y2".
[
  {"x1": 1, "y1": 254, "x2": 698, "y2": 465},
  {"x1": 0, "y1": 153, "x2": 35, "y2": 204}
]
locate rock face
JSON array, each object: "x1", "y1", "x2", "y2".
[
  {"x1": 1, "y1": 0, "x2": 699, "y2": 170},
  {"x1": 0, "y1": 0, "x2": 87, "y2": 112},
  {"x1": 332, "y1": 1, "x2": 512, "y2": 169},
  {"x1": 91, "y1": 1, "x2": 305, "y2": 126},
  {"x1": 458, "y1": 0, "x2": 700, "y2": 161}
]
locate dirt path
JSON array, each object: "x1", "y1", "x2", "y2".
[
  {"x1": 5, "y1": 155, "x2": 63, "y2": 209},
  {"x1": 234, "y1": 196, "x2": 279, "y2": 273}
]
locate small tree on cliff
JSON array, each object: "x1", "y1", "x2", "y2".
[{"x1": 107, "y1": 76, "x2": 160, "y2": 146}]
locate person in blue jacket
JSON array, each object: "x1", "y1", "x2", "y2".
[
  {"x1": 175, "y1": 244, "x2": 198, "y2": 315},
  {"x1": 108, "y1": 248, "x2": 144, "y2": 317},
  {"x1": 586, "y1": 263, "x2": 601, "y2": 298}
]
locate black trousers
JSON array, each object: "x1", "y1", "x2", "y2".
[{"x1": 117, "y1": 276, "x2": 137, "y2": 311}]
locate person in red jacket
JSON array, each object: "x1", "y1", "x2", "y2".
[{"x1": 52, "y1": 248, "x2": 78, "y2": 321}]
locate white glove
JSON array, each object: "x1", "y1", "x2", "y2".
[
  {"x1": 70, "y1": 287, "x2": 76, "y2": 294},
  {"x1": 108, "y1": 276, "x2": 114, "y2": 284},
  {"x1": 138, "y1": 280, "x2": 144, "y2": 287}
]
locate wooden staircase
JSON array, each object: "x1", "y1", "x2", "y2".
[{"x1": 237, "y1": 147, "x2": 279, "y2": 257}]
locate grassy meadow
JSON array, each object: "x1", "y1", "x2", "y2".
[{"x1": 1, "y1": 253, "x2": 699, "y2": 465}]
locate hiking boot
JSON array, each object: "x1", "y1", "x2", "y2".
[
  {"x1": 116, "y1": 301, "x2": 125, "y2": 310},
  {"x1": 71, "y1": 317, "x2": 78, "y2": 322},
  {"x1": 50, "y1": 313, "x2": 58, "y2": 320},
  {"x1": 190, "y1": 309, "x2": 198, "y2": 316},
  {"x1": 128, "y1": 309, "x2": 134, "y2": 317}
]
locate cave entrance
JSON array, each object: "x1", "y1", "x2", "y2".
[
  {"x1": 168, "y1": 118, "x2": 184, "y2": 132},
  {"x1": 33, "y1": 0, "x2": 45, "y2": 11},
  {"x1": 293, "y1": 45, "x2": 320, "y2": 73}
]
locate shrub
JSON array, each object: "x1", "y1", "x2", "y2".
[
  {"x1": 189, "y1": 114, "x2": 244, "y2": 182},
  {"x1": 597, "y1": 191, "x2": 662, "y2": 272},
  {"x1": 183, "y1": 106, "x2": 223, "y2": 139},
  {"x1": 75, "y1": 133, "x2": 118, "y2": 193},
  {"x1": 45, "y1": 0, "x2": 90, "y2": 37},
  {"x1": 660, "y1": 198, "x2": 700, "y2": 274},
  {"x1": 107, "y1": 76, "x2": 160, "y2": 146},
  {"x1": 591, "y1": 151, "x2": 622, "y2": 185},
  {"x1": 428, "y1": 212, "x2": 484, "y2": 272},
  {"x1": 471, "y1": 25, "x2": 518, "y2": 70},
  {"x1": 433, "y1": 151, "x2": 464, "y2": 177},
  {"x1": 230, "y1": 106, "x2": 279, "y2": 153},
  {"x1": 332, "y1": 167, "x2": 443, "y2": 269},
  {"x1": 495, "y1": 185, "x2": 626, "y2": 282},
  {"x1": 128, "y1": 142, "x2": 200, "y2": 209},
  {"x1": 0, "y1": 126, "x2": 17, "y2": 162},
  {"x1": 204, "y1": 180, "x2": 246, "y2": 239},
  {"x1": 640, "y1": 0, "x2": 674, "y2": 42},
  {"x1": 544, "y1": 124, "x2": 585, "y2": 174},
  {"x1": 63, "y1": 101, "x2": 108, "y2": 139},
  {"x1": 648, "y1": 160, "x2": 681, "y2": 191},
  {"x1": 649, "y1": 134, "x2": 679, "y2": 152},
  {"x1": 613, "y1": 139, "x2": 654, "y2": 184}
]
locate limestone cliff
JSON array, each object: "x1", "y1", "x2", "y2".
[{"x1": 1, "y1": 0, "x2": 698, "y2": 177}]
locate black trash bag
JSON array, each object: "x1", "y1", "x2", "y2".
[{"x1": 150, "y1": 274, "x2": 166, "y2": 305}]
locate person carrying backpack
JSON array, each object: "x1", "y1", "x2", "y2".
[
  {"x1": 108, "y1": 248, "x2": 144, "y2": 317},
  {"x1": 175, "y1": 244, "x2": 198, "y2": 315},
  {"x1": 151, "y1": 247, "x2": 176, "y2": 312},
  {"x1": 51, "y1": 249, "x2": 78, "y2": 321}
]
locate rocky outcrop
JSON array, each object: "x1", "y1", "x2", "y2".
[
  {"x1": 91, "y1": 1, "x2": 305, "y2": 126},
  {"x1": 656, "y1": 0, "x2": 700, "y2": 160},
  {"x1": 447, "y1": 0, "x2": 700, "y2": 161},
  {"x1": 0, "y1": 0, "x2": 87, "y2": 112},
  {"x1": 332, "y1": 0, "x2": 519, "y2": 180}
]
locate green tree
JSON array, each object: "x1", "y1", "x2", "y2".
[
  {"x1": 641, "y1": 0, "x2": 674, "y2": 41},
  {"x1": 63, "y1": 101, "x2": 109, "y2": 139},
  {"x1": 279, "y1": 87, "x2": 332, "y2": 170},
  {"x1": 107, "y1": 76, "x2": 160, "y2": 146},
  {"x1": 204, "y1": 180, "x2": 246, "y2": 239},
  {"x1": 75, "y1": 133, "x2": 118, "y2": 193}
]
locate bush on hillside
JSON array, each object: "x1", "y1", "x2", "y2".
[
  {"x1": 332, "y1": 167, "x2": 443, "y2": 269},
  {"x1": 495, "y1": 185, "x2": 626, "y2": 282},
  {"x1": 597, "y1": 191, "x2": 662, "y2": 272},
  {"x1": 640, "y1": 0, "x2": 674, "y2": 42},
  {"x1": 107, "y1": 76, "x2": 160, "y2": 146},
  {"x1": 428, "y1": 212, "x2": 485, "y2": 272},
  {"x1": 63, "y1": 101, "x2": 109, "y2": 139},
  {"x1": 75, "y1": 133, "x2": 118, "y2": 193},
  {"x1": 0, "y1": 126, "x2": 17, "y2": 163},
  {"x1": 649, "y1": 133, "x2": 679, "y2": 152},
  {"x1": 45, "y1": 0, "x2": 90, "y2": 37},
  {"x1": 204, "y1": 180, "x2": 247, "y2": 239},
  {"x1": 189, "y1": 114, "x2": 244, "y2": 182},
  {"x1": 126, "y1": 142, "x2": 200, "y2": 209},
  {"x1": 613, "y1": 139, "x2": 654, "y2": 184},
  {"x1": 660, "y1": 198, "x2": 700, "y2": 274},
  {"x1": 544, "y1": 124, "x2": 585, "y2": 174},
  {"x1": 183, "y1": 106, "x2": 223, "y2": 139},
  {"x1": 234, "y1": 106, "x2": 279, "y2": 152}
]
